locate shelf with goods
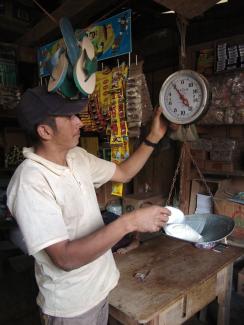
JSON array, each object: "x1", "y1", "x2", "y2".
[
  {"x1": 177, "y1": 37, "x2": 244, "y2": 246},
  {"x1": 186, "y1": 33, "x2": 244, "y2": 76}
]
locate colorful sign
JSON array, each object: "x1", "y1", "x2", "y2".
[{"x1": 37, "y1": 10, "x2": 132, "y2": 78}]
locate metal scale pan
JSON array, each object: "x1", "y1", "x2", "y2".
[{"x1": 163, "y1": 213, "x2": 235, "y2": 249}]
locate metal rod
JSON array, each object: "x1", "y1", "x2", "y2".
[{"x1": 32, "y1": 0, "x2": 58, "y2": 25}]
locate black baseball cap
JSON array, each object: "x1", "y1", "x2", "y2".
[{"x1": 17, "y1": 86, "x2": 88, "y2": 132}]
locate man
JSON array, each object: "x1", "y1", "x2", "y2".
[{"x1": 7, "y1": 86, "x2": 170, "y2": 325}]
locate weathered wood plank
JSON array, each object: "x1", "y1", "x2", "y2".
[
  {"x1": 109, "y1": 236, "x2": 243, "y2": 323},
  {"x1": 153, "y1": 0, "x2": 219, "y2": 19}
]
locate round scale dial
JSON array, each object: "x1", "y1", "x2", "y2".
[{"x1": 159, "y1": 70, "x2": 210, "y2": 124}]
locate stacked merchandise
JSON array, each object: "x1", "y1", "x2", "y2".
[
  {"x1": 226, "y1": 45, "x2": 239, "y2": 71},
  {"x1": 0, "y1": 44, "x2": 17, "y2": 87},
  {"x1": 216, "y1": 43, "x2": 227, "y2": 73},
  {"x1": 126, "y1": 61, "x2": 153, "y2": 137},
  {"x1": 79, "y1": 105, "x2": 98, "y2": 132},
  {"x1": 239, "y1": 44, "x2": 244, "y2": 68},
  {"x1": 0, "y1": 85, "x2": 21, "y2": 112},
  {"x1": 216, "y1": 42, "x2": 244, "y2": 73},
  {"x1": 0, "y1": 44, "x2": 21, "y2": 113},
  {"x1": 81, "y1": 61, "x2": 153, "y2": 196},
  {"x1": 80, "y1": 68, "x2": 112, "y2": 132},
  {"x1": 190, "y1": 137, "x2": 243, "y2": 173},
  {"x1": 81, "y1": 64, "x2": 129, "y2": 196},
  {"x1": 199, "y1": 71, "x2": 244, "y2": 125},
  {"x1": 87, "y1": 68, "x2": 112, "y2": 132}
]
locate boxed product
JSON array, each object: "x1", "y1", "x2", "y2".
[
  {"x1": 205, "y1": 160, "x2": 234, "y2": 173},
  {"x1": 210, "y1": 150, "x2": 238, "y2": 162},
  {"x1": 190, "y1": 139, "x2": 212, "y2": 151},
  {"x1": 214, "y1": 179, "x2": 244, "y2": 240},
  {"x1": 123, "y1": 192, "x2": 166, "y2": 213}
]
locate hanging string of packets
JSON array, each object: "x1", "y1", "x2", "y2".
[
  {"x1": 81, "y1": 64, "x2": 129, "y2": 196},
  {"x1": 109, "y1": 64, "x2": 129, "y2": 197},
  {"x1": 87, "y1": 67, "x2": 112, "y2": 132}
]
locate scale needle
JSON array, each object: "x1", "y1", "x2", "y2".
[{"x1": 172, "y1": 83, "x2": 192, "y2": 109}]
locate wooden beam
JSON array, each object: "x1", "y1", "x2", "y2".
[
  {"x1": 153, "y1": 0, "x2": 220, "y2": 19},
  {"x1": 16, "y1": 0, "x2": 119, "y2": 47}
]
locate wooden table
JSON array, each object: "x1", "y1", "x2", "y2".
[{"x1": 109, "y1": 236, "x2": 244, "y2": 325}]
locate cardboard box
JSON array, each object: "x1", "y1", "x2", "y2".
[
  {"x1": 204, "y1": 160, "x2": 234, "y2": 173},
  {"x1": 237, "y1": 268, "x2": 244, "y2": 296},
  {"x1": 214, "y1": 198, "x2": 244, "y2": 238},
  {"x1": 123, "y1": 192, "x2": 167, "y2": 242},
  {"x1": 96, "y1": 182, "x2": 114, "y2": 211},
  {"x1": 214, "y1": 179, "x2": 244, "y2": 239},
  {"x1": 189, "y1": 178, "x2": 226, "y2": 214},
  {"x1": 123, "y1": 192, "x2": 166, "y2": 213}
]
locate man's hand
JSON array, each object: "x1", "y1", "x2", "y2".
[
  {"x1": 122, "y1": 205, "x2": 171, "y2": 233},
  {"x1": 146, "y1": 107, "x2": 168, "y2": 144}
]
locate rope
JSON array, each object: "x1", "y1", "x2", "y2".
[{"x1": 166, "y1": 143, "x2": 184, "y2": 206}]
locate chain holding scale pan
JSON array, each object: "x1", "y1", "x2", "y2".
[{"x1": 165, "y1": 142, "x2": 214, "y2": 207}]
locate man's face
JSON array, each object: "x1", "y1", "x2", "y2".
[{"x1": 51, "y1": 115, "x2": 83, "y2": 150}]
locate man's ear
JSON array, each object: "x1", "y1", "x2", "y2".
[{"x1": 36, "y1": 124, "x2": 54, "y2": 141}]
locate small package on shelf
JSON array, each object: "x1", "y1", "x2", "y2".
[
  {"x1": 224, "y1": 107, "x2": 236, "y2": 124},
  {"x1": 198, "y1": 71, "x2": 244, "y2": 125},
  {"x1": 231, "y1": 92, "x2": 244, "y2": 107},
  {"x1": 235, "y1": 108, "x2": 244, "y2": 124},
  {"x1": 190, "y1": 138, "x2": 212, "y2": 151},
  {"x1": 199, "y1": 106, "x2": 225, "y2": 125},
  {"x1": 205, "y1": 160, "x2": 234, "y2": 173},
  {"x1": 210, "y1": 150, "x2": 235, "y2": 162},
  {"x1": 231, "y1": 72, "x2": 244, "y2": 94},
  {"x1": 211, "y1": 137, "x2": 237, "y2": 151}
]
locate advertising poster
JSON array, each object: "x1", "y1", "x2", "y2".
[{"x1": 37, "y1": 9, "x2": 132, "y2": 78}]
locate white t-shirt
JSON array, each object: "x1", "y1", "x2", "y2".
[{"x1": 7, "y1": 146, "x2": 119, "y2": 317}]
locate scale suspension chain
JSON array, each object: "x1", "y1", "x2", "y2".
[
  {"x1": 166, "y1": 141, "x2": 216, "y2": 209},
  {"x1": 166, "y1": 144, "x2": 185, "y2": 206}
]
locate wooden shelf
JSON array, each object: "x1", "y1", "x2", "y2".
[{"x1": 201, "y1": 169, "x2": 244, "y2": 177}]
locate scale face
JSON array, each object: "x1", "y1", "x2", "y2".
[{"x1": 159, "y1": 70, "x2": 210, "y2": 124}]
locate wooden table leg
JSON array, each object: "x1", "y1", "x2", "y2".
[
  {"x1": 109, "y1": 305, "x2": 139, "y2": 325},
  {"x1": 216, "y1": 264, "x2": 233, "y2": 325},
  {"x1": 144, "y1": 316, "x2": 159, "y2": 325}
]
